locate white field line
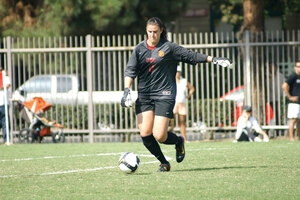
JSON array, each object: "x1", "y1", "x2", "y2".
[
  {"x1": 187, "y1": 147, "x2": 230, "y2": 151},
  {"x1": 40, "y1": 159, "x2": 165, "y2": 176},
  {"x1": 131, "y1": 147, "x2": 230, "y2": 155},
  {"x1": 0, "y1": 152, "x2": 125, "y2": 162},
  {"x1": 0, "y1": 147, "x2": 226, "y2": 162},
  {"x1": 0, "y1": 153, "x2": 171, "y2": 178},
  {"x1": 0, "y1": 147, "x2": 226, "y2": 178}
]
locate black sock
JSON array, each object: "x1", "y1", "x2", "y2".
[
  {"x1": 163, "y1": 132, "x2": 181, "y2": 145},
  {"x1": 141, "y1": 134, "x2": 168, "y2": 164}
]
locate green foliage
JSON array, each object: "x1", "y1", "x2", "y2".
[
  {"x1": 16, "y1": 103, "x2": 135, "y2": 131},
  {"x1": 209, "y1": 0, "x2": 243, "y2": 30},
  {"x1": 209, "y1": 0, "x2": 300, "y2": 30},
  {"x1": 14, "y1": 99, "x2": 234, "y2": 132},
  {"x1": 280, "y1": 0, "x2": 300, "y2": 14},
  {"x1": 0, "y1": 0, "x2": 190, "y2": 37}
]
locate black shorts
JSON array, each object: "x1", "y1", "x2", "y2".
[
  {"x1": 135, "y1": 98, "x2": 175, "y2": 118},
  {"x1": 237, "y1": 129, "x2": 259, "y2": 142}
]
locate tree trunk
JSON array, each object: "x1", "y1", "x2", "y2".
[
  {"x1": 241, "y1": 0, "x2": 265, "y2": 122},
  {"x1": 242, "y1": 0, "x2": 265, "y2": 32}
]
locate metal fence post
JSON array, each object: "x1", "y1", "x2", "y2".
[
  {"x1": 5, "y1": 36, "x2": 12, "y2": 144},
  {"x1": 244, "y1": 31, "x2": 251, "y2": 106},
  {"x1": 86, "y1": 35, "x2": 94, "y2": 143}
]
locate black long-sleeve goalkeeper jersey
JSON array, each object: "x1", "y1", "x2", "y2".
[{"x1": 125, "y1": 38, "x2": 208, "y2": 100}]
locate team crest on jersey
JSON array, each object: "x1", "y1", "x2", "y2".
[
  {"x1": 162, "y1": 91, "x2": 171, "y2": 95},
  {"x1": 158, "y1": 50, "x2": 164, "y2": 57}
]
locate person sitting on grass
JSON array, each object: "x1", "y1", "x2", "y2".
[{"x1": 234, "y1": 105, "x2": 269, "y2": 142}]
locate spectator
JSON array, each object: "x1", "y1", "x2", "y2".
[
  {"x1": 169, "y1": 65, "x2": 195, "y2": 142},
  {"x1": 234, "y1": 105, "x2": 269, "y2": 142},
  {"x1": 282, "y1": 61, "x2": 300, "y2": 141},
  {"x1": 0, "y1": 66, "x2": 11, "y2": 145}
]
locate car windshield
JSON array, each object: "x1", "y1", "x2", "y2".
[{"x1": 23, "y1": 76, "x2": 51, "y2": 93}]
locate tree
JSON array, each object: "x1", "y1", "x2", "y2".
[
  {"x1": 240, "y1": 0, "x2": 264, "y2": 33},
  {"x1": 209, "y1": 0, "x2": 300, "y2": 32},
  {"x1": 240, "y1": 0, "x2": 265, "y2": 121},
  {"x1": 0, "y1": 0, "x2": 191, "y2": 37}
]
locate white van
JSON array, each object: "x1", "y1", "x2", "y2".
[
  {"x1": 12, "y1": 74, "x2": 138, "y2": 105},
  {"x1": 13, "y1": 75, "x2": 79, "y2": 104}
]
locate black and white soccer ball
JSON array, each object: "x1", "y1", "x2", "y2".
[{"x1": 118, "y1": 152, "x2": 140, "y2": 174}]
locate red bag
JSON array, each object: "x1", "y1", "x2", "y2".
[
  {"x1": 40, "y1": 127, "x2": 51, "y2": 137},
  {"x1": 0, "y1": 71, "x2": 3, "y2": 89}
]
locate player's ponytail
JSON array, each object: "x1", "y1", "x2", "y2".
[{"x1": 146, "y1": 17, "x2": 167, "y2": 40}]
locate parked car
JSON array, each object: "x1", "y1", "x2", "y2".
[{"x1": 12, "y1": 74, "x2": 137, "y2": 105}]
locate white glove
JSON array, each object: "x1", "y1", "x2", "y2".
[
  {"x1": 212, "y1": 57, "x2": 233, "y2": 69},
  {"x1": 121, "y1": 88, "x2": 133, "y2": 108}
]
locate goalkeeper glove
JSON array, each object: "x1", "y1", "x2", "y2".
[
  {"x1": 121, "y1": 88, "x2": 133, "y2": 108},
  {"x1": 212, "y1": 57, "x2": 233, "y2": 69}
]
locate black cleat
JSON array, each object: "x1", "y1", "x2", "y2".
[
  {"x1": 157, "y1": 162, "x2": 171, "y2": 172},
  {"x1": 176, "y1": 136, "x2": 185, "y2": 163}
]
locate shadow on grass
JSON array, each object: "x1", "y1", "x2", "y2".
[
  {"x1": 134, "y1": 173, "x2": 152, "y2": 175},
  {"x1": 174, "y1": 165, "x2": 268, "y2": 172}
]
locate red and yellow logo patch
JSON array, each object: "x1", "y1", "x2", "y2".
[{"x1": 158, "y1": 50, "x2": 164, "y2": 57}]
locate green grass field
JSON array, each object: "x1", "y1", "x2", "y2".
[{"x1": 1, "y1": 140, "x2": 300, "y2": 200}]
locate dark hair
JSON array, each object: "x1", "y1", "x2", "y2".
[
  {"x1": 242, "y1": 105, "x2": 252, "y2": 112},
  {"x1": 146, "y1": 17, "x2": 167, "y2": 40}
]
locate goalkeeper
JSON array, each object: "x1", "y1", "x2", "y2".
[{"x1": 121, "y1": 17, "x2": 232, "y2": 172}]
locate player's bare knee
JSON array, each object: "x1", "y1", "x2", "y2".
[
  {"x1": 139, "y1": 130, "x2": 153, "y2": 137},
  {"x1": 153, "y1": 132, "x2": 167, "y2": 143}
]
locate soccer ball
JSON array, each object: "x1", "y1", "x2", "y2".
[{"x1": 118, "y1": 152, "x2": 140, "y2": 173}]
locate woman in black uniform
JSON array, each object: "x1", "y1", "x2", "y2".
[{"x1": 121, "y1": 17, "x2": 232, "y2": 172}]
